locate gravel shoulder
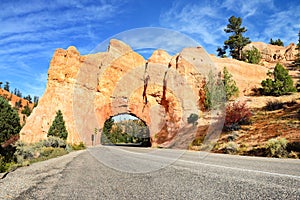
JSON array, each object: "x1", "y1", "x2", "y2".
[{"x1": 0, "y1": 150, "x2": 85, "y2": 199}]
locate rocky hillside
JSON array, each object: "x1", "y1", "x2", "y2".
[{"x1": 0, "y1": 88, "x2": 34, "y2": 124}]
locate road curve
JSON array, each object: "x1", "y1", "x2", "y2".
[{"x1": 1, "y1": 146, "x2": 299, "y2": 199}]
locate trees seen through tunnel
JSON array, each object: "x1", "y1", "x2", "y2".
[{"x1": 101, "y1": 115, "x2": 151, "y2": 147}]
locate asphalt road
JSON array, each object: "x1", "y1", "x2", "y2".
[{"x1": 2, "y1": 146, "x2": 300, "y2": 199}]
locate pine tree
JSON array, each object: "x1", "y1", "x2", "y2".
[
  {"x1": 3, "y1": 82, "x2": 9, "y2": 92},
  {"x1": 270, "y1": 38, "x2": 284, "y2": 46},
  {"x1": 48, "y1": 110, "x2": 68, "y2": 140},
  {"x1": 224, "y1": 16, "x2": 251, "y2": 60},
  {"x1": 0, "y1": 96, "x2": 21, "y2": 144}
]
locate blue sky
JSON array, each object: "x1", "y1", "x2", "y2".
[{"x1": 0, "y1": 0, "x2": 299, "y2": 98}]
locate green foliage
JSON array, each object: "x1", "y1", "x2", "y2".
[
  {"x1": 270, "y1": 38, "x2": 284, "y2": 46},
  {"x1": 204, "y1": 70, "x2": 226, "y2": 110},
  {"x1": 261, "y1": 63, "x2": 296, "y2": 96},
  {"x1": 101, "y1": 117, "x2": 150, "y2": 146},
  {"x1": 24, "y1": 95, "x2": 32, "y2": 103},
  {"x1": 3, "y1": 81, "x2": 9, "y2": 92},
  {"x1": 223, "y1": 67, "x2": 239, "y2": 100},
  {"x1": 243, "y1": 46, "x2": 261, "y2": 64},
  {"x1": 21, "y1": 103, "x2": 32, "y2": 117},
  {"x1": 0, "y1": 96, "x2": 21, "y2": 145},
  {"x1": 187, "y1": 113, "x2": 199, "y2": 126},
  {"x1": 223, "y1": 16, "x2": 251, "y2": 60},
  {"x1": 69, "y1": 142, "x2": 86, "y2": 150},
  {"x1": 265, "y1": 138, "x2": 288, "y2": 158},
  {"x1": 216, "y1": 46, "x2": 228, "y2": 58},
  {"x1": 48, "y1": 110, "x2": 68, "y2": 140},
  {"x1": 34, "y1": 96, "x2": 39, "y2": 107},
  {"x1": 14, "y1": 139, "x2": 68, "y2": 165}
]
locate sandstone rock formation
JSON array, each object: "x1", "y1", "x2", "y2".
[
  {"x1": 20, "y1": 39, "x2": 269, "y2": 147},
  {"x1": 20, "y1": 39, "x2": 220, "y2": 147},
  {"x1": 243, "y1": 42, "x2": 298, "y2": 63}
]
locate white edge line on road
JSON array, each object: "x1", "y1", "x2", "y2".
[
  {"x1": 91, "y1": 146, "x2": 300, "y2": 179},
  {"x1": 177, "y1": 159, "x2": 300, "y2": 180}
]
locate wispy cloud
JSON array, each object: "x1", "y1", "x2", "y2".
[
  {"x1": 0, "y1": 0, "x2": 126, "y2": 96},
  {"x1": 159, "y1": 1, "x2": 225, "y2": 48},
  {"x1": 159, "y1": 0, "x2": 299, "y2": 53}
]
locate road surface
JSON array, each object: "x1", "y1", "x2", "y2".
[{"x1": 1, "y1": 146, "x2": 299, "y2": 199}]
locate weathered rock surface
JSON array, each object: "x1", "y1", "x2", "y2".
[
  {"x1": 20, "y1": 40, "x2": 213, "y2": 147},
  {"x1": 243, "y1": 42, "x2": 298, "y2": 63},
  {"x1": 20, "y1": 39, "x2": 273, "y2": 147}
]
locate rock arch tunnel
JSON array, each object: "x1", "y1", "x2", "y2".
[{"x1": 20, "y1": 39, "x2": 218, "y2": 148}]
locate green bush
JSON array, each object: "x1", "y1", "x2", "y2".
[
  {"x1": 261, "y1": 63, "x2": 296, "y2": 96},
  {"x1": 69, "y1": 142, "x2": 86, "y2": 150},
  {"x1": 223, "y1": 67, "x2": 239, "y2": 100},
  {"x1": 265, "y1": 138, "x2": 288, "y2": 158},
  {"x1": 243, "y1": 46, "x2": 261, "y2": 64}
]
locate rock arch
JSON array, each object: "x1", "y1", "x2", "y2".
[{"x1": 20, "y1": 39, "x2": 214, "y2": 147}]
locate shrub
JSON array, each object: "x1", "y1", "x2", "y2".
[
  {"x1": 204, "y1": 70, "x2": 226, "y2": 110},
  {"x1": 69, "y1": 142, "x2": 86, "y2": 151},
  {"x1": 14, "y1": 137, "x2": 68, "y2": 165},
  {"x1": 243, "y1": 46, "x2": 261, "y2": 64},
  {"x1": 223, "y1": 142, "x2": 239, "y2": 154},
  {"x1": 187, "y1": 113, "x2": 199, "y2": 126},
  {"x1": 265, "y1": 100, "x2": 283, "y2": 111},
  {"x1": 265, "y1": 138, "x2": 288, "y2": 158},
  {"x1": 223, "y1": 67, "x2": 239, "y2": 100},
  {"x1": 224, "y1": 101, "x2": 252, "y2": 131},
  {"x1": 261, "y1": 63, "x2": 296, "y2": 96}
]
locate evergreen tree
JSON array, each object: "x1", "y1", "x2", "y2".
[
  {"x1": 223, "y1": 67, "x2": 239, "y2": 100},
  {"x1": 270, "y1": 38, "x2": 284, "y2": 46},
  {"x1": 3, "y1": 82, "x2": 9, "y2": 92},
  {"x1": 48, "y1": 110, "x2": 68, "y2": 140},
  {"x1": 24, "y1": 95, "x2": 32, "y2": 103},
  {"x1": 33, "y1": 96, "x2": 39, "y2": 107},
  {"x1": 101, "y1": 118, "x2": 114, "y2": 143},
  {"x1": 0, "y1": 96, "x2": 21, "y2": 144},
  {"x1": 261, "y1": 63, "x2": 296, "y2": 96},
  {"x1": 223, "y1": 16, "x2": 251, "y2": 60},
  {"x1": 0, "y1": 82, "x2": 2, "y2": 89}
]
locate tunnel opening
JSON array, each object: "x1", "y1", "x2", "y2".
[{"x1": 100, "y1": 113, "x2": 151, "y2": 147}]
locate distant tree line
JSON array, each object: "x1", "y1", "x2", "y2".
[{"x1": 101, "y1": 117, "x2": 151, "y2": 147}]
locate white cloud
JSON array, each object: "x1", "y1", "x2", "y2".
[
  {"x1": 159, "y1": 2, "x2": 225, "y2": 48},
  {"x1": 0, "y1": 0, "x2": 126, "y2": 97}
]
